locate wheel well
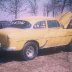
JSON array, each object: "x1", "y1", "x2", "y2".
[{"x1": 25, "y1": 40, "x2": 39, "y2": 48}]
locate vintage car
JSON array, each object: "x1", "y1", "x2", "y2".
[{"x1": 0, "y1": 12, "x2": 72, "y2": 60}]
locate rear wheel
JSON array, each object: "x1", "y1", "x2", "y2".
[
  {"x1": 68, "y1": 42, "x2": 72, "y2": 51},
  {"x1": 20, "y1": 42, "x2": 39, "y2": 61},
  {"x1": 65, "y1": 42, "x2": 72, "y2": 51}
]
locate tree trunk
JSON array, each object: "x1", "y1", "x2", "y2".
[
  {"x1": 61, "y1": 0, "x2": 67, "y2": 13},
  {"x1": 15, "y1": 11, "x2": 17, "y2": 19},
  {"x1": 69, "y1": 0, "x2": 72, "y2": 12},
  {"x1": 15, "y1": 0, "x2": 18, "y2": 19}
]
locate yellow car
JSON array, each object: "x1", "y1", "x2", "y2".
[{"x1": 0, "y1": 12, "x2": 72, "y2": 60}]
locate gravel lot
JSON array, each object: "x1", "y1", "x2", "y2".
[{"x1": 0, "y1": 47, "x2": 72, "y2": 72}]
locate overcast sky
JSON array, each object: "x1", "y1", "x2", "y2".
[
  {"x1": 0, "y1": 0, "x2": 53, "y2": 21},
  {"x1": 0, "y1": 0, "x2": 69, "y2": 21}
]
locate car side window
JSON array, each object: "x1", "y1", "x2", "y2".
[
  {"x1": 47, "y1": 20, "x2": 60, "y2": 28},
  {"x1": 67, "y1": 20, "x2": 72, "y2": 29},
  {"x1": 33, "y1": 21, "x2": 46, "y2": 29}
]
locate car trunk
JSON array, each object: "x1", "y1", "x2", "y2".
[
  {"x1": 0, "y1": 28, "x2": 22, "y2": 48},
  {"x1": 0, "y1": 33, "x2": 9, "y2": 48}
]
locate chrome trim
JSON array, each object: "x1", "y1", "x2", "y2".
[{"x1": 0, "y1": 46, "x2": 16, "y2": 51}]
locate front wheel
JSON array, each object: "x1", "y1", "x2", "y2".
[{"x1": 20, "y1": 42, "x2": 39, "y2": 61}]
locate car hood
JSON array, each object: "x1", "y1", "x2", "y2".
[{"x1": 56, "y1": 12, "x2": 72, "y2": 28}]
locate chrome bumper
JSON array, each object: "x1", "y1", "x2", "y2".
[{"x1": 0, "y1": 46, "x2": 16, "y2": 51}]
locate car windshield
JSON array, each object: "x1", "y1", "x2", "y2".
[{"x1": 10, "y1": 20, "x2": 31, "y2": 29}]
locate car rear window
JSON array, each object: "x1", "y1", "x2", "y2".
[
  {"x1": 0, "y1": 21, "x2": 11, "y2": 29},
  {"x1": 10, "y1": 20, "x2": 31, "y2": 29}
]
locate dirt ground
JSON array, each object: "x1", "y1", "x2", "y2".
[{"x1": 0, "y1": 47, "x2": 72, "y2": 72}]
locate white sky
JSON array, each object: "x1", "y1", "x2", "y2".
[
  {"x1": 0, "y1": 0, "x2": 69, "y2": 21},
  {"x1": 0, "y1": 0, "x2": 52, "y2": 20}
]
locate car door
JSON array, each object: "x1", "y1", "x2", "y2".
[
  {"x1": 33, "y1": 20, "x2": 48, "y2": 48},
  {"x1": 45, "y1": 20, "x2": 68, "y2": 48}
]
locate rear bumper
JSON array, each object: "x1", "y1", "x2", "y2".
[{"x1": 0, "y1": 46, "x2": 16, "y2": 51}]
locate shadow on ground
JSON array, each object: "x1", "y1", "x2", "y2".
[{"x1": 0, "y1": 46, "x2": 71, "y2": 63}]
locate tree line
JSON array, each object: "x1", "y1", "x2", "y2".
[{"x1": 0, "y1": 0, "x2": 72, "y2": 19}]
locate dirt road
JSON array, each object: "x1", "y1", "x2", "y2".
[{"x1": 0, "y1": 47, "x2": 72, "y2": 72}]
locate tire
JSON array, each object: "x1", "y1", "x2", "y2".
[
  {"x1": 69, "y1": 42, "x2": 72, "y2": 51},
  {"x1": 65, "y1": 42, "x2": 72, "y2": 52},
  {"x1": 20, "y1": 42, "x2": 39, "y2": 61}
]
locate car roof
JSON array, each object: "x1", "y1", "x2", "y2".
[
  {"x1": 17, "y1": 16, "x2": 56, "y2": 23},
  {"x1": 0, "y1": 21, "x2": 10, "y2": 22}
]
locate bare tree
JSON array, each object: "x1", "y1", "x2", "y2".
[
  {"x1": 51, "y1": 0, "x2": 55, "y2": 17},
  {"x1": 61, "y1": 0, "x2": 72, "y2": 13},
  {"x1": 50, "y1": 0, "x2": 72, "y2": 16},
  {"x1": 0, "y1": 0, "x2": 71, "y2": 18},
  {"x1": 61, "y1": 0, "x2": 67, "y2": 13},
  {"x1": 43, "y1": 0, "x2": 61, "y2": 17},
  {"x1": 0, "y1": 0, "x2": 27, "y2": 19},
  {"x1": 43, "y1": 3, "x2": 52, "y2": 16},
  {"x1": 0, "y1": 0, "x2": 6, "y2": 11},
  {"x1": 8, "y1": 0, "x2": 25, "y2": 19},
  {"x1": 67, "y1": 0, "x2": 72, "y2": 12},
  {"x1": 27, "y1": 0, "x2": 38, "y2": 16},
  {"x1": 51, "y1": 0, "x2": 62, "y2": 17}
]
